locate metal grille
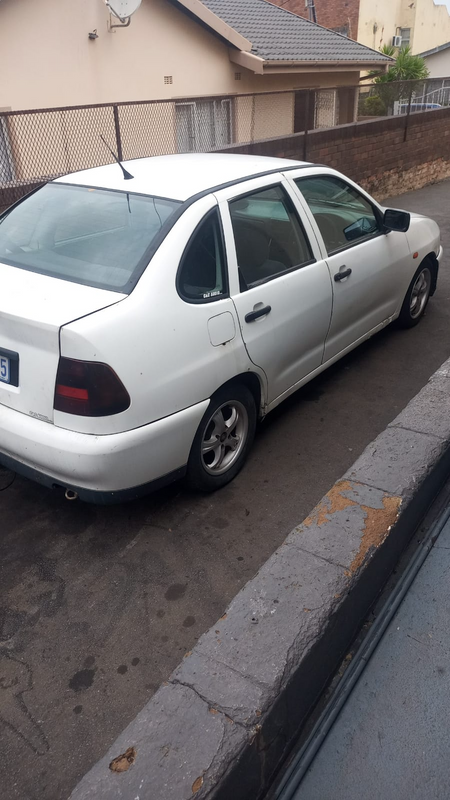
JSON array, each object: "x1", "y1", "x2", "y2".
[
  {"x1": 314, "y1": 90, "x2": 339, "y2": 129},
  {"x1": 1, "y1": 79, "x2": 448, "y2": 212},
  {"x1": 357, "y1": 77, "x2": 450, "y2": 118}
]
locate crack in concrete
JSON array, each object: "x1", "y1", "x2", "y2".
[
  {"x1": 289, "y1": 543, "x2": 349, "y2": 571},
  {"x1": 169, "y1": 678, "x2": 249, "y2": 730},
  {"x1": 194, "y1": 647, "x2": 270, "y2": 692},
  {"x1": 293, "y1": 481, "x2": 402, "y2": 575},
  {"x1": 388, "y1": 423, "x2": 445, "y2": 441},
  {"x1": 301, "y1": 481, "x2": 359, "y2": 528}
]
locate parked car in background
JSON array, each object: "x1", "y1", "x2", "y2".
[
  {"x1": 0, "y1": 154, "x2": 442, "y2": 502},
  {"x1": 398, "y1": 101, "x2": 442, "y2": 113}
]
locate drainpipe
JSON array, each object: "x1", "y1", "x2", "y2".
[{"x1": 307, "y1": 0, "x2": 317, "y2": 24}]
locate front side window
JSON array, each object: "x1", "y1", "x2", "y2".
[
  {"x1": 229, "y1": 184, "x2": 313, "y2": 289},
  {"x1": 295, "y1": 175, "x2": 380, "y2": 255},
  {"x1": 0, "y1": 183, "x2": 182, "y2": 292},
  {"x1": 177, "y1": 209, "x2": 227, "y2": 302}
]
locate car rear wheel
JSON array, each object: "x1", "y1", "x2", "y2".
[
  {"x1": 186, "y1": 384, "x2": 257, "y2": 492},
  {"x1": 397, "y1": 262, "x2": 432, "y2": 328}
]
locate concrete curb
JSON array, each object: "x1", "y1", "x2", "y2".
[{"x1": 69, "y1": 358, "x2": 450, "y2": 800}]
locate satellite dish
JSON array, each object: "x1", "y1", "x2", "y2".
[{"x1": 106, "y1": 0, "x2": 141, "y2": 22}]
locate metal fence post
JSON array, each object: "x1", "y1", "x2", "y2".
[
  {"x1": 303, "y1": 90, "x2": 311, "y2": 161},
  {"x1": 113, "y1": 105, "x2": 123, "y2": 161},
  {"x1": 404, "y1": 89, "x2": 413, "y2": 143}
]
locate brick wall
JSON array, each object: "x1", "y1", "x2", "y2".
[
  {"x1": 221, "y1": 107, "x2": 450, "y2": 200},
  {"x1": 269, "y1": 0, "x2": 360, "y2": 40}
]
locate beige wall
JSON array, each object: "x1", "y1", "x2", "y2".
[
  {"x1": 1, "y1": 0, "x2": 239, "y2": 110},
  {"x1": 1, "y1": 0, "x2": 360, "y2": 111},
  {"x1": 0, "y1": 0, "x2": 363, "y2": 184},
  {"x1": 358, "y1": 0, "x2": 450, "y2": 55},
  {"x1": 358, "y1": 0, "x2": 403, "y2": 51},
  {"x1": 412, "y1": 1, "x2": 450, "y2": 53}
]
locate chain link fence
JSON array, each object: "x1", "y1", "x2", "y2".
[
  {"x1": 1, "y1": 78, "x2": 449, "y2": 211},
  {"x1": 358, "y1": 77, "x2": 450, "y2": 118}
]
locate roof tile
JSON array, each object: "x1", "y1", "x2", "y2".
[{"x1": 201, "y1": 0, "x2": 390, "y2": 63}]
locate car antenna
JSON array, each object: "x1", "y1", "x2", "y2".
[{"x1": 100, "y1": 135, "x2": 134, "y2": 180}]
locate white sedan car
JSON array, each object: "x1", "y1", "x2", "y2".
[{"x1": 0, "y1": 154, "x2": 442, "y2": 502}]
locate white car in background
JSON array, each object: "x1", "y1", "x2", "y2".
[{"x1": 0, "y1": 154, "x2": 442, "y2": 502}]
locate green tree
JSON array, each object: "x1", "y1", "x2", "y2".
[
  {"x1": 378, "y1": 43, "x2": 397, "y2": 59},
  {"x1": 366, "y1": 45, "x2": 430, "y2": 114},
  {"x1": 372, "y1": 45, "x2": 429, "y2": 83}
]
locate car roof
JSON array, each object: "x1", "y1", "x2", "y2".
[{"x1": 56, "y1": 153, "x2": 309, "y2": 201}]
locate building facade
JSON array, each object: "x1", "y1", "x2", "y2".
[
  {"x1": 271, "y1": 0, "x2": 450, "y2": 54},
  {"x1": 0, "y1": 0, "x2": 390, "y2": 200}
]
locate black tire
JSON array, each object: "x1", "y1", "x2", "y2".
[
  {"x1": 186, "y1": 384, "x2": 257, "y2": 492},
  {"x1": 397, "y1": 261, "x2": 433, "y2": 329}
]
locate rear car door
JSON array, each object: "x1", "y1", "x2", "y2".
[
  {"x1": 217, "y1": 176, "x2": 333, "y2": 406},
  {"x1": 289, "y1": 170, "x2": 412, "y2": 362}
]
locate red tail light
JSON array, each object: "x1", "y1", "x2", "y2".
[{"x1": 54, "y1": 358, "x2": 130, "y2": 417}]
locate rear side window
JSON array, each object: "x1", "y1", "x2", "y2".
[
  {"x1": 177, "y1": 209, "x2": 227, "y2": 302},
  {"x1": 229, "y1": 184, "x2": 313, "y2": 289},
  {"x1": 0, "y1": 183, "x2": 182, "y2": 292}
]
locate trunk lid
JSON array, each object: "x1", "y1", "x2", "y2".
[{"x1": 0, "y1": 264, "x2": 124, "y2": 422}]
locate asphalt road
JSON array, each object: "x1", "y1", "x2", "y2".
[{"x1": 1, "y1": 180, "x2": 450, "y2": 800}]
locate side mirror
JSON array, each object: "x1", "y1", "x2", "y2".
[{"x1": 383, "y1": 208, "x2": 411, "y2": 233}]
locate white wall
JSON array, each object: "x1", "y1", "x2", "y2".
[{"x1": 423, "y1": 49, "x2": 450, "y2": 76}]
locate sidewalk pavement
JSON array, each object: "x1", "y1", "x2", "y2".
[{"x1": 295, "y1": 501, "x2": 450, "y2": 800}]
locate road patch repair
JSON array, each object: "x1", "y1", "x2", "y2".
[{"x1": 70, "y1": 356, "x2": 450, "y2": 800}]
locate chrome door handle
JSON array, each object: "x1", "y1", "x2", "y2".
[
  {"x1": 245, "y1": 305, "x2": 272, "y2": 323},
  {"x1": 334, "y1": 267, "x2": 352, "y2": 282}
]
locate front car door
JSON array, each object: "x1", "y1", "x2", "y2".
[
  {"x1": 216, "y1": 175, "x2": 333, "y2": 407},
  {"x1": 287, "y1": 169, "x2": 412, "y2": 362}
]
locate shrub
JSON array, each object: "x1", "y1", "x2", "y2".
[{"x1": 362, "y1": 95, "x2": 387, "y2": 116}]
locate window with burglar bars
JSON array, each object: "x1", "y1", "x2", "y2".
[
  {"x1": 314, "y1": 90, "x2": 339, "y2": 129},
  {"x1": 175, "y1": 99, "x2": 233, "y2": 153}
]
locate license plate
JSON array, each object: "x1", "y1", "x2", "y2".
[{"x1": 0, "y1": 354, "x2": 10, "y2": 384}]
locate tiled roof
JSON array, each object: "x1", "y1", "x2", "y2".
[{"x1": 201, "y1": 0, "x2": 390, "y2": 63}]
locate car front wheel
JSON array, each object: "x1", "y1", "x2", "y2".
[
  {"x1": 186, "y1": 384, "x2": 257, "y2": 492},
  {"x1": 397, "y1": 262, "x2": 433, "y2": 328}
]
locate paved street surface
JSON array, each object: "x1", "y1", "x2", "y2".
[
  {"x1": 1, "y1": 180, "x2": 450, "y2": 800},
  {"x1": 295, "y1": 497, "x2": 450, "y2": 800}
]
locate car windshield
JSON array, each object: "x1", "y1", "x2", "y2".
[{"x1": 0, "y1": 183, "x2": 182, "y2": 292}]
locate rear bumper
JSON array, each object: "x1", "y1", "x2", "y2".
[{"x1": 0, "y1": 400, "x2": 209, "y2": 503}]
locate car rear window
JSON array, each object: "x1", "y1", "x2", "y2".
[{"x1": 0, "y1": 183, "x2": 182, "y2": 292}]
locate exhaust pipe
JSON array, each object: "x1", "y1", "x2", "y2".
[{"x1": 65, "y1": 489, "x2": 78, "y2": 501}]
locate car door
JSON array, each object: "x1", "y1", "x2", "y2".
[
  {"x1": 289, "y1": 170, "x2": 412, "y2": 362},
  {"x1": 217, "y1": 176, "x2": 333, "y2": 407}
]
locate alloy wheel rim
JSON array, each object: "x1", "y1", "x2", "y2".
[
  {"x1": 201, "y1": 401, "x2": 249, "y2": 476},
  {"x1": 410, "y1": 267, "x2": 431, "y2": 319}
]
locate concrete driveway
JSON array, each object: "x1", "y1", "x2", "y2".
[{"x1": 1, "y1": 179, "x2": 449, "y2": 800}]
